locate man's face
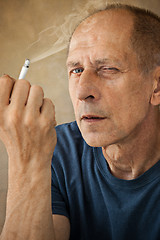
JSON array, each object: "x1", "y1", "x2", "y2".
[{"x1": 67, "y1": 10, "x2": 154, "y2": 147}]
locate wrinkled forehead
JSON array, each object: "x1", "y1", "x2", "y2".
[{"x1": 69, "y1": 9, "x2": 134, "y2": 52}]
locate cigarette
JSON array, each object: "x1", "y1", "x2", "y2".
[{"x1": 18, "y1": 59, "x2": 30, "y2": 79}]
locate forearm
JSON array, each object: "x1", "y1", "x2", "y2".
[{"x1": 0, "y1": 158, "x2": 55, "y2": 240}]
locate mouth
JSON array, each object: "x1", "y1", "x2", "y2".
[{"x1": 81, "y1": 115, "x2": 106, "y2": 122}]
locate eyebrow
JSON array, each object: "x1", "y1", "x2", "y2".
[
  {"x1": 95, "y1": 58, "x2": 122, "y2": 67},
  {"x1": 66, "y1": 61, "x2": 81, "y2": 68},
  {"x1": 66, "y1": 58, "x2": 123, "y2": 68}
]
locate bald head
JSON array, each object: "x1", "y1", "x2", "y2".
[
  {"x1": 70, "y1": 9, "x2": 134, "y2": 51},
  {"x1": 68, "y1": 9, "x2": 135, "y2": 73},
  {"x1": 74, "y1": 8, "x2": 134, "y2": 34},
  {"x1": 73, "y1": 9, "x2": 133, "y2": 45},
  {"x1": 69, "y1": 4, "x2": 160, "y2": 75}
]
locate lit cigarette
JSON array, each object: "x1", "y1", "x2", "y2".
[{"x1": 18, "y1": 59, "x2": 30, "y2": 79}]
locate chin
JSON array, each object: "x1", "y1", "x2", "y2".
[
  {"x1": 81, "y1": 130, "x2": 123, "y2": 148},
  {"x1": 77, "y1": 121, "x2": 122, "y2": 147},
  {"x1": 81, "y1": 132, "x2": 108, "y2": 148},
  {"x1": 85, "y1": 140, "x2": 103, "y2": 148}
]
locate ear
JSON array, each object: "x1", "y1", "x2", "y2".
[{"x1": 150, "y1": 68, "x2": 160, "y2": 106}]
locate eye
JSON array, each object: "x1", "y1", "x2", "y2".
[
  {"x1": 71, "y1": 68, "x2": 84, "y2": 75},
  {"x1": 99, "y1": 66, "x2": 119, "y2": 73}
]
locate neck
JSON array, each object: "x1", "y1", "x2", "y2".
[{"x1": 102, "y1": 108, "x2": 160, "y2": 180}]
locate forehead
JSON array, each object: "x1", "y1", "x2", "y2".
[{"x1": 67, "y1": 10, "x2": 134, "y2": 62}]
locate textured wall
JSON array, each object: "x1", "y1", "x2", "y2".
[{"x1": 0, "y1": 0, "x2": 160, "y2": 232}]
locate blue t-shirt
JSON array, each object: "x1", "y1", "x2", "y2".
[{"x1": 51, "y1": 121, "x2": 160, "y2": 240}]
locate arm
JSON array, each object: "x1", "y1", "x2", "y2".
[{"x1": 0, "y1": 75, "x2": 69, "y2": 240}]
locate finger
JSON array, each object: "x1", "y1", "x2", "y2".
[
  {"x1": 40, "y1": 98, "x2": 56, "y2": 125},
  {"x1": 0, "y1": 75, "x2": 15, "y2": 106},
  {"x1": 26, "y1": 85, "x2": 44, "y2": 116},
  {"x1": 10, "y1": 79, "x2": 31, "y2": 109}
]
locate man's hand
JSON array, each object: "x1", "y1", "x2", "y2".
[
  {"x1": 0, "y1": 74, "x2": 56, "y2": 156},
  {"x1": 0, "y1": 75, "x2": 57, "y2": 240}
]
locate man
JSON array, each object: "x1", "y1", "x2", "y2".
[{"x1": 0, "y1": 3, "x2": 160, "y2": 240}]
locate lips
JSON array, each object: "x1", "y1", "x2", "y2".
[{"x1": 81, "y1": 115, "x2": 106, "y2": 120}]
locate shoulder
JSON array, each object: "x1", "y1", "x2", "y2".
[
  {"x1": 52, "y1": 121, "x2": 88, "y2": 187},
  {"x1": 55, "y1": 121, "x2": 83, "y2": 146},
  {"x1": 53, "y1": 121, "x2": 85, "y2": 164},
  {"x1": 56, "y1": 121, "x2": 80, "y2": 137}
]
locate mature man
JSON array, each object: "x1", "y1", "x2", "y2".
[{"x1": 0, "y1": 3, "x2": 160, "y2": 240}]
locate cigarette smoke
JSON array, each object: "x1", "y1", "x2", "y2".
[{"x1": 28, "y1": 0, "x2": 108, "y2": 63}]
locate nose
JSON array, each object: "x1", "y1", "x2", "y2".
[{"x1": 76, "y1": 69, "x2": 100, "y2": 101}]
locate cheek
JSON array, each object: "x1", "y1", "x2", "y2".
[
  {"x1": 68, "y1": 80, "x2": 74, "y2": 102},
  {"x1": 109, "y1": 82, "x2": 151, "y2": 131},
  {"x1": 69, "y1": 81, "x2": 78, "y2": 112}
]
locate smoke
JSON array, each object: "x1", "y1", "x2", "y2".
[{"x1": 28, "y1": 0, "x2": 108, "y2": 63}]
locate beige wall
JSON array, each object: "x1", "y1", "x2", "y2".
[{"x1": 0, "y1": 0, "x2": 160, "y2": 232}]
